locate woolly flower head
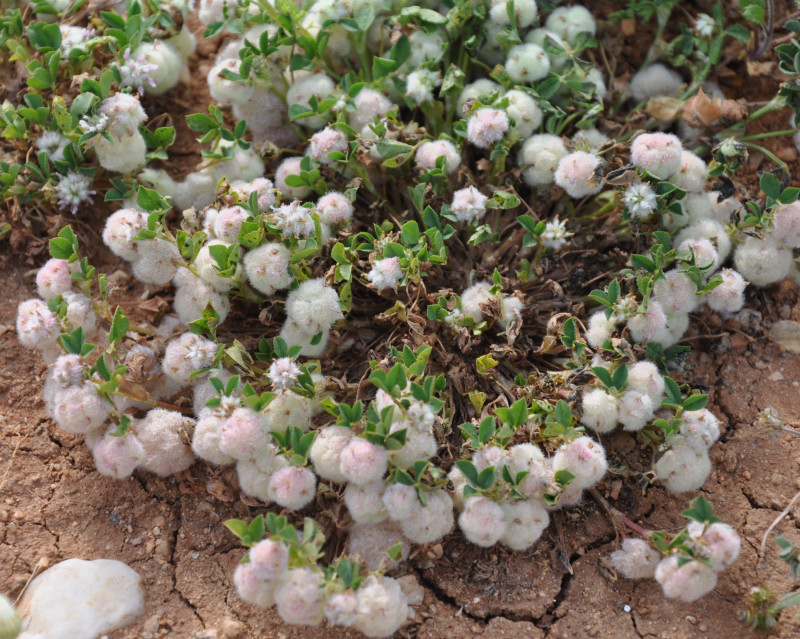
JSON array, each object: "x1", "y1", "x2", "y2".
[
  {"x1": 705, "y1": 268, "x2": 746, "y2": 314},
  {"x1": 554, "y1": 151, "x2": 603, "y2": 199},
  {"x1": 285, "y1": 277, "x2": 344, "y2": 334},
  {"x1": 350, "y1": 88, "x2": 393, "y2": 131},
  {"x1": 249, "y1": 539, "x2": 289, "y2": 581},
  {"x1": 308, "y1": 126, "x2": 348, "y2": 166},
  {"x1": 489, "y1": 0, "x2": 538, "y2": 28},
  {"x1": 654, "y1": 436, "x2": 711, "y2": 492},
  {"x1": 450, "y1": 186, "x2": 488, "y2": 223},
  {"x1": 467, "y1": 108, "x2": 509, "y2": 149},
  {"x1": 695, "y1": 13, "x2": 715, "y2": 37},
  {"x1": 541, "y1": 217, "x2": 571, "y2": 249},
  {"x1": 162, "y1": 332, "x2": 217, "y2": 383},
  {"x1": 627, "y1": 300, "x2": 669, "y2": 344},
  {"x1": 275, "y1": 157, "x2": 312, "y2": 200},
  {"x1": 552, "y1": 436, "x2": 608, "y2": 489},
  {"x1": 17, "y1": 299, "x2": 59, "y2": 349},
  {"x1": 545, "y1": 5, "x2": 596, "y2": 44},
  {"x1": 272, "y1": 201, "x2": 316, "y2": 238},
  {"x1": 115, "y1": 47, "x2": 159, "y2": 94},
  {"x1": 518, "y1": 134, "x2": 567, "y2": 187},
  {"x1": 415, "y1": 139, "x2": 461, "y2": 174},
  {"x1": 734, "y1": 236, "x2": 793, "y2": 287},
  {"x1": 274, "y1": 568, "x2": 326, "y2": 626},
  {"x1": 405, "y1": 68, "x2": 441, "y2": 104},
  {"x1": 269, "y1": 466, "x2": 317, "y2": 509},
  {"x1": 36, "y1": 258, "x2": 73, "y2": 300},
  {"x1": 580, "y1": 388, "x2": 618, "y2": 433},
  {"x1": 54, "y1": 171, "x2": 95, "y2": 214},
  {"x1": 60, "y1": 25, "x2": 96, "y2": 54},
  {"x1": 772, "y1": 202, "x2": 800, "y2": 248},
  {"x1": 459, "y1": 496, "x2": 506, "y2": 547},
  {"x1": 268, "y1": 357, "x2": 301, "y2": 391},
  {"x1": 367, "y1": 257, "x2": 403, "y2": 292},
  {"x1": 207, "y1": 58, "x2": 254, "y2": 106},
  {"x1": 232, "y1": 177, "x2": 277, "y2": 213},
  {"x1": 611, "y1": 538, "x2": 661, "y2": 579},
  {"x1": 651, "y1": 269, "x2": 699, "y2": 315},
  {"x1": 339, "y1": 438, "x2": 388, "y2": 485},
  {"x1": 243, "y1": 242, "x2": 293, "y2": 295},
  {"x1": 37, "y1": 131, "x2": 68, "y2": 162},
  {"x1": 655, "y1": 555, "x2": 717, "y2": 602},
  {"x1": 629, "y1": 63, "x2": 683, "y2": 103},
  {"x1": 505, "y1": 43, "x2": 550, "y2": 84},
  {"x1": 316, "y1": 191, "x2": 353, "y2": 226},
  {"x1": 623, "y1": 183, "x2": 657, "y2": 219},
  {"x1": 98, "y1": 93, "x2": 147, "y2": 137},
  {"x1": 630, "y1": 132, "x2": 683, "y2": 179}
]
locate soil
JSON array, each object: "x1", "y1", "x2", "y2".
[{"x1": 5, "y1": 3, "x2": 800, "y2": 639}]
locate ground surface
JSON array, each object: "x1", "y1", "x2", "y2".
[{"x1": 5, "y1": 1, "x2": 800, "y2": 638}]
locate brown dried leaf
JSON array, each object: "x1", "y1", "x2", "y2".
[
  {"x1": 682, "y1": 88, "x2": 747, "y2": 129},
  {"x1": 645, "y1": 97, "x2": 684, "y2": 123}
]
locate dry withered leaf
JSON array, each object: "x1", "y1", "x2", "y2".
[
  {"x1": 645, "y1": 96, "x2": 683, "y2": 123},
  {"x1": 682, "y1": 87, "x2": 747, "y2": 129}
]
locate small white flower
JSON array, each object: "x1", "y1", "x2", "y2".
[
  {"x1": 272, "y1": 201, "x2": 316, "y2": 238},
  {"x1": 54, "y1": 171, "x2": 95, "y2": 215},
  {"x1": 695, "y1": 13, "x2": 715, "y2": 37},
  {"x1": 115, "y1": 47, "x2": 158, "y2": 94},
  {"x1": 405, "y1": 68, "x2": 441, "y2": 104},
  {"x1": 79, "y1": 113, "x2": 109, "y2": 134},
  {"x1": 268, "y1": 357, "x2": 302, "y2": 391},
  {"x1": 450, "y1": 186, "x2": 488, "y2": 223},
  {"x1": 541, "y1": 217, "x2": 572, "y2": 249},
  {"x1": 367, "y1": 257, "x2": 403, "y2": 291},
  {"x1": 623, "y1": 183, "x2": 658, "y2": 219}
]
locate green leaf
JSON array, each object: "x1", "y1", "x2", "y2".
[
  {"x1": 224, "y1": 518, "x2": 249, "y2": 542},
  {"x1": 555, "y1": 400, "x2": 571, "y2": 427},
  {"x1": 28, "y1": 21, "x2": 62, "y2": 51},
  {"x1": 455, "y1": 459, "x2": 478, "y2": 486},
  {"x1": 612, "y1": 364, "x2": 628, "y2": 391},
  {"x1": 760, "y1": 172, "x2": 781, "y2": 200},
  {"x1": 682, "y1": 495, "x2": 720, "y2": 524},
  {"x1": 592, "y1": 366, "x2": 613, "y2": 389},
  {"x1": 664, "y1": 376, "x2": 682, "y2": 405},
  {"x1": 682, "y1": 394, "x2": 708, "y2": 412},
  {"x1": 109, "y1": 306, "x2": 129, "y2": 345},
  {"x1": 726, "y1": 24, "x2": 751, "y2": 42}
]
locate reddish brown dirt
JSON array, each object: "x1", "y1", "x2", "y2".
[{"x1": 5, "y1": 4, "x2": 800, "y2": 639}]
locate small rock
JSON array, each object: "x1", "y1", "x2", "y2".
[
  {"x1": 221, "y1": 617, "x2": 244, "y2": 638},
  {"x1": 17, "y1": 558, "x2": 144, "y2": 639},
  {"x1": 769, "y1": 320, "x2": 800, "y2": 353}
]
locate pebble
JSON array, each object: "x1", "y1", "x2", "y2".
[{"x1": 17, "y1": 558, "x2": 144, "y2": 639}]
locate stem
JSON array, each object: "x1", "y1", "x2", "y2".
[
  {"x1": 739, "y1": 128, "x2": 797, "y2": 142},
  {"x1": 760, "y1": 488, "x2": 800, "y2": 558},
  {"x1": 589, "y1": 487, "x2": 654, "y2": 539},
  {"x1": 743, "y1": 141, "x2": 789, "y2": 172}
]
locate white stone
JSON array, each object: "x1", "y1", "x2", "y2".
[{"x1": 18, "y1": 558, "x2": 144, "y2": 639}]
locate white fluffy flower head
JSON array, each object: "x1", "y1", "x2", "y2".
[
  {"x1": 272, "y1": 201, "x2": 316, "y2": 238},
  {"x1": 269, "y1": 357, "x2": 302, "y2": 391},
  {"x1": 541, "y1": 217, "x2": 572, "y2": 249},
  {"x1": 367, "y1": 257, "x2": 403, "y2": 292},
  {"x1": 54, "y1": 171, "x2": 95, "y2": 214},
  {"x1": 623, "y1": 183, "x2": 657, "y2": 219},
  {"x1": 467, "y1": 108, "x2": 509, "y2": 149}
]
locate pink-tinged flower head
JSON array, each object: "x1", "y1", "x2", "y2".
[
  {"x1": 268, "y1": 357, "x2": 301, "y2": 391},
  {"x1": 450, "y1": 186, "x2": 488, "y2": 223},
  {"x1": 219, "y1": 408, "x2": 267, "y2": 460},
  {"x1": 93, "y1": 433, "x2": 145, "y2": 479},
  {"x1": 214, "y1": 206, "x2": 249, "y2": 243},
  {"x1": 467, "y1": 108, "x2": 509, "y2": 149},
  {"x1": 367, "y1": 257, "x2": 403, "y2": 292},
  {"x1": 231, "y1": 177, "x2": 277, "y2": 213},
  {"x1": 36, "y1": 258, "x2": 73, "y2": 300},
  {"x1": 415, "y1": 139, "x2": 461, "y2": 174},
  {"x1": 268, "y1": 466, "x2": 317, "y2": 509},
  {"x1": 339, "y1": 438, "x2": 388, "y2": 485},
  {"x1": 772, "y1": 202, "x2": 800, "y2": 248},
  {"x1": 17, "y1": 299, "x2": 60, "y2": 349},
  {"x1": 249, "y1": 539, "x2": 289, "y2": 581},
  {"x1": 316, "y1": 191, "x2": 353, "y2": 226},
  {"x1": 630, "y1": 132, "x2": 683, "y2": 179},
  {"x1": 308, "y1": 127, "x2": 348, "y2": 165},
  {"x1": 554, "y1": 151, "x2": 603, "y2": 199}
]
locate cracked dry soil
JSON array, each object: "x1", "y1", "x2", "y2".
[{"x1": 5, "y1": 253, "x2": 800, "y2": 639}]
